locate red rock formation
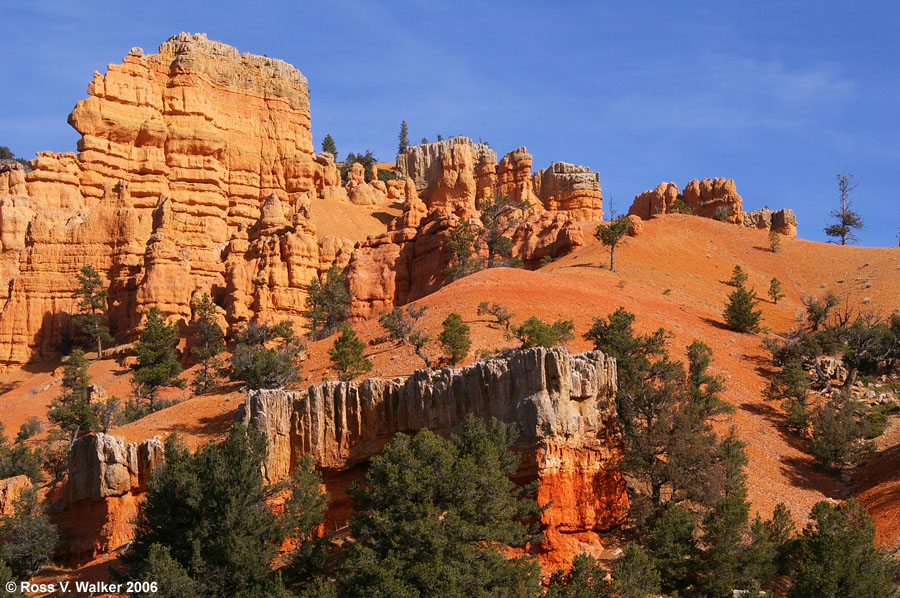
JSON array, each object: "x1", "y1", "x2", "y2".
[
  {"x1": 628, "y1": 179, "x2": 797, "y2": 236},
  {"x1": 497, "y1": 147, "x2": 539, "y2": 206},
  {"x1": 0, "y1": 475, "x2": 31, "y2": 516},
  {"x1": 236, "y1": 347, "x2": 629, "y2": 568},
  {"x1": 533, "y1": 162, "x2": 604, "y2": 221}
]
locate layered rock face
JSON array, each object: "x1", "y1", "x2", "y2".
[
  {"x1": 55, "y1": 433, "x2": 164, "y2": 562},
  {"x1": 628, "y1": 178, "x2": 797, "y2": 236},
  {"x1": 236, "y1": 346, "x2": 629, "y2": 567},
  {"x1": 533, "y1": 162, "x2": 604, "y2": 221},
  {"x1": 0, "y1": 34, "x2": 356, "y2": 366}
]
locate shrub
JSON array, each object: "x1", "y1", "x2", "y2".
[
  {"x1": 510, "y1": 316, "x2": 574, "y2": 348},
  {"x1": 227, "y1": 321, "x2": 304, "y2": 390},
  {"x1": 0, "y1": 486, "x2": 57, "y2": 578},
  {"x1": 809, "y1": 394, "x2": 874, "y2": 470},
  {"x1": 328, "y1": 325, "x2": 372, "y2": 382},
  {"x1": 438, "y1": 313, "x2": 471, "y2": 365},
  {"x1": 477, "y1": 301, "x2": 514, "y2": 335},
  {"x1": 303, "y1": 267, "x2": 353, "y2": 340},
  {"x1": 378, "y1": 304, "x2": 426, "y2": 346}
]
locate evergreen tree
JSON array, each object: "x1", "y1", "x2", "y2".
[
  {"x1": 510, "y1": 316, "x2": 574, "y2": 348},
  {"x1": 769, "y1": 277, "x2": 785, "y2": 304},
  {"x1": 227, "y1": 320, "x2": 304, "y2": 390},
  {"x1": 303, "y1": 267, "x2": 354, "y2": 339},
  {"x1": 545, "y1": 553, "x2": 607, "y2": 598},
  {"x1": 328, "y1": 325, "x2": 373, "y2": 381},
  {"x1": 609, "y1": 542, "x2": 661, "y2": 598},
  {"x1": 131, "y1": 307, "x2": 184, "y2": 407},
  {"x1": 479, "y1": 194, "x2": 530, "y2": 268},
  {"x1": 726, "y1": 264, "x2": 749, "y2": 287},
  {"x1": 283, "y1": 456, "x2": 330, "y2": 583},
  {"x1": 789, "y1": 499, "x2": 898, "y2": 598},
  {"x1": 443, "y1": 219, "x2": 482, "y2": 280},
  {"x1": 646, "y1": 505, "x2": 698, "y2": 594},
  {"x1": 724, "y1": 281, "x2": 762, "y2": 333},
  {"x1": 320, "y1": 134, "x2": 337, "y2": 158},
  {"x1": 48, "y1": 348, "x2": 98, "y2": 441},
  {"x1": 0, "y1": 559, "x2": 23, "y2": 597},
  {"x1": 438, "y1": 313, "x2": 471, "y2": 365},
  {"x1": 768, "y1": 229, "x2": 781, "y2": 252},
  {"x1": 73, "y1": 265, "x2": 113, "y2": 358},
  {"x1": 824, "y1": 171, "x2": 864, "y2": 245},
  {"x1": 0, "y1": 423, "x2": 43, "y2": 482},
  {"x1": 378, "y1": 304, "x2": 427, "y2": 346},
  {"x1": 340, "y1": 416, "x2": 543, "y2": 598},
  {"x1": 594, "y1": 216, "x2": 630, "y2": 272},
  {"x1": 809, "y1": 393, "x2": 874, "y2": 470},
  {"x1": 0, "y1": 486, "x2": 58, "y2": 578},
  {"x1": 397, "y1": 121, "x2": 409, "y2": 155},
  {"x1": 122, "y1": 428, "x2": 293, "y2": 598},
  {"x1": 190, "y1": 293, "x2": 224, "y2": 395},
  {"x1": 408, "y1": 330, "x2": 433, "y2": 368}
]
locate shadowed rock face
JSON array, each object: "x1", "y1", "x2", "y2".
[{"x1": 236, "y1": 346, "x2": 629, "y2": 568}]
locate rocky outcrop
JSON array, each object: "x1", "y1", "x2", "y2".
[
  {"x1": 743, "y1": 207, "x2": 798, "y2": 237},
  {"x1": 236, "y1": 347, "x2": 628, "y2": 567},
  {"x1": 55, "y1": 433, "x2": 164, "y2": 562},
  {"x1": 497, "y1": 147, "x2": 539, "y2": 207},
  {"x1": 0, "y1": 475, "x2": 31, "y2": 516},
  {"x1": 628, "y1": 179, "x2": 797, "y2": 236},
  {"x1": 396, "y1": 137, "x2": 496, "y2": 202},
  {"x1": 533, "y1": 162, "x2": 603, "y2": 221}
]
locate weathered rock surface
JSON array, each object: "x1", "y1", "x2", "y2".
[
  {"x1": 56, "y1": 433, "x2": 164, "y2": 562},
  {"x1": 0, "y1": 475, "x2": 31, "y2": 516},
  {"x1": 628, "y1": 179, "x2": 797, "y2": 236},
  {"x1": 533, "y1": 162, "x2": 604, "y2": 221},
  {"x1": 743, "y1": 207, "x2": 798, "y2": 237},
  {"x1": 236, "y1": 347, "x2": 628, "y2": 567}
]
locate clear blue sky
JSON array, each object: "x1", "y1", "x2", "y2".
[{"x1": 2, "y1": 1, "x2": 898, "y2": 246}]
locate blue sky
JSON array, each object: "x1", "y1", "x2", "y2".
[{"x1": 2, "y1": 1, "x2": 898, "y2": 246}]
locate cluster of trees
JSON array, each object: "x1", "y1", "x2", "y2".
[
  {"x1": 765, "y1": 294, "x2": 900, "y2": 470},
  {"x1": 444, "y1": 194, "x2": 531, "y2": 279}
]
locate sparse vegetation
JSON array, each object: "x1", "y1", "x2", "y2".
[
  {"x1": 477, "y1": 301, "x2": 514, "y2": 335},
  {"x1": 824, "y1": 171, "x2": 864, "y2": 246},
  {"x1": 0, "y1": 486, "x2": 57, "y2": 579},
  {"x1": 768, "y1": 277, "x2": 785, "y2": 304},
  {"x1": 769, "y1": 229, "x2": 781, "y2": 252},
  {"x1": 594, "y1": 216, "x2": 629, "y2": 272},
  {"x1": 340, "y1": 150, "x2": 376, "y2": 182},
  {"x1": 479, "y1": 194, "x2": 530, "y2": 268},
  {"x1": 438, "y1": 312, "x2": 471, "y2": 365},
  {"x1": 378, "y1": 304, "x2": 427, "y2": 346},
  {"x1": 303, "y1": 267, "x2": 354, "y2": 340},
  {"x1": 443, "y1": 219, "x2": 482, "y2": 280},
  {"x1": 328, "y1": 325, "x2": 372, "y2": 381},
  {"x1": 726, "y1": 264, "x2": 749, "y2": 287},
  {"x1": 724, "y1": 279, "x2": 762, "y2": 333},
  {"x1": 0, "y1": 422, "x2": 43, "y2": 482}
]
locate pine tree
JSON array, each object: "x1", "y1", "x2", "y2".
[
  {"x1": 73, "y1": 265, "x2": 112, "y2": 358},
  {"x1": 789, "y1": 499, "x2": 898, "y2": 598},
  {"x1": 479, "y1": 194, "x2": 530, "y2": 268},
  {"x1": 545, "y1": 553, "x2": 607, "y2": 598},
  {"x1": 824, "y1": 171, "x2": 864, "y2": 245},
  {"x1": 724, "y1": 281, "x2": 762, "y2": 333},
  {"x1": 769, "y1": 229, "x2": 781, "y2": 253},
  {"x1": 510, "y1": 316, "x2": 574, "y2": 348},
  {"x1": 769, "y1": 277, "x2": 785, "y2": 304},
  {"x1": 378, "y1": 304, "x2": 427, "y2": 346},
  {"x1": 131, "y1": 307, "x2": 184, "y2": 407},
  {"x1": 320, "y1": 134, "x2": 337, "y2": 159},
  {"x1": 122, "y1": 427, "x2": 295, "y2": 597},
  {"x1": 0, "y1": 486, "x2": 58, "y2": 578},
  {"x1": 438, "y1": 313, "x2": 471, "y2": 365},
  {"x1": 609, "y1": 542, "x2": 661, "y2": 598},
  {"x1": 227, "y1": 320, "x2": 304, "y2": 390},
  {"x1": 190, "y1": 293, "x2": 224, "y2": 395},
  {"x1": 283, "y1": 456, "x2": 330, "y2": 583},
  {"x1": 340, "y1": 416, "x2": 543, "y2": 598},
  {"x1": 397, "y1": 121, "x2": 409, "y2": 155},
  {"x1": 726, "y1": 264, "x2": 749, "y2": 287},
  {"x1": 328, "y1": 325, "x2": 372, "y2": 381},
  {"x1": 303, "y1": 267, "x2": 354, "y2": 339},
  {"x1": 443, "y1": 219, "x2": 483, "y2": 280},
  {"x1": 809, "y1": 393, "x2": 874, "y2": 470},
  {"x1": 594, "y1": 216, "x2": 630, "y2": 272},
  {"x1": 48, "y1": 348, "x2": 98, "y2": 441}
]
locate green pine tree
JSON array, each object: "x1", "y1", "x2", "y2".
[
  {"x1": 510, "y1": 316, "x2": 574, "y2": 348},
  {"x1": 131, "y1": 307, "x2": 184, "y2": 407},
  {"x1": 769, "y1": 277, "x2": 785, "y2": 304},
  {"x1": 73, "y1": 265, "x2": 113, "y2": 358},
  {"x1": 594, "y1": 216, "x2": 630, "y2": 272},
  {"x1": 824, "y1": 172, "x2": 864, "y2": 245},
  {"x1": 190, "y1": 293, "x2": 224, "y2": 395},
  {"x1": 724, "y1": 282, "x2": 762, "y2": 333},
  {"x1": 227, "y1": 320, "x2": 304, "y2": 390},
  {"x1": 443, "y1": 219, "x2": 483, "y2": 280},
  {"x1": 397, "y1": 121, "x2": 409, "y2": 155},
  {"x1": 328, "y1": 325, "x2": 372, "y2": 381},
  {"x1": 48, "y1": 348, "x2": 98, "y2": 441},
  {"x1": 0, "y1": 486, "x2": 58, "y2": 578},
  {"x1": 340, "y1": 416, "x2": 543, "y2": 598},
  {"x1": 303, "y1": 267, "x2": 354, "y2": 340},
  {"x1": 438, "y1": 313, "x2": 471, "y2": 365},
  {"x1": 609, "y1": 542, "x2": 661, "y2": 598},
  {"x1": 321, "y1": 134, "x2": 338, "y2": 159}
]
